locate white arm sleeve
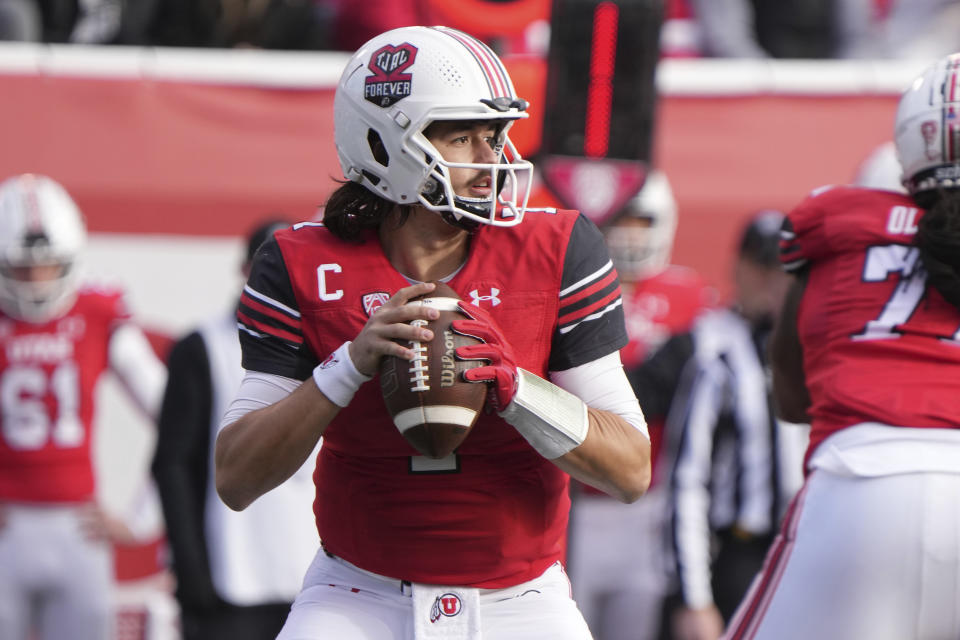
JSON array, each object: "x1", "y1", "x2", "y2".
[
  {"x1": 108, "y1": 323, "x2": 167, "y2": 421},
  {"x1": 549, "y1": 351, "x2": 649, "y2": 440},
  {"x1": 219, "y1": 370, "x2": 301, "y2": 430}
]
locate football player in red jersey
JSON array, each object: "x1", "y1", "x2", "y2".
[
  {"x1": 724, "y1": 54, "x2": 960, "y2": 640},
  {"x1": 0, "y1": 174, "x2": 167, "y2": 640},
  {"x1": 568, "y1": 170, "x2": 716, "y2": 640},
  {"x1": 604, "y1": 171, "x2": 716, "y2": 371},
  {"x1": 214, "y1": 25, "x2": 651, "y2": 640}
]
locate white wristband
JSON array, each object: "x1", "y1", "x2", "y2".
[
  {"x1": 312, "y1": 342, "x2": 372, "y2": 408},
  {"x1": 499, "y1": 368, "x2": 590, "y2": 459}
]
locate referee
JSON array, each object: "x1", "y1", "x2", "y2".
[{"x1": 635, "y1": 211, "x2": 808, "y2": 640}]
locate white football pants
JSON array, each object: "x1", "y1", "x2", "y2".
[
  {"x1": 724, "y1": 469, "x2": 960, "y2": 640},
  {"x1": 0, "y1": 503, "x2": 114, "y2": 640},
  {"x1": 278, "y1": 552, "x2": 594, "y2": 640},
  {"x1": 567, "y1": 487, "x2": 669, "y2": 640}
]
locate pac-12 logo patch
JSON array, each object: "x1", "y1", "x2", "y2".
[
  {"x1": 362, "y1": 291, "x2": 391, "y2": 317},
  {"x1": 430, "y1": 593, "x2": 463, "y2": 623},
  {"x1": 365, "y1": 43, "x2": 418, "y2": 107}
]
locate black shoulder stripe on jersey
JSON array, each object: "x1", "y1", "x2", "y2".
[
  {"x1": 237, "y1": 236, "x2": 313, "y2": 377},
  {"x1": 238, "y1": 286, "x2": 303, "y2": 346},
  {"x1": 778, "y1": 217, "x2": 807, "y2": 272},
  {"x1": 557, "y1": 261, "x2": 621, "y2": 333},
  {"x1": 549, "y1": 213, "x2": 628, "y2": 371}
]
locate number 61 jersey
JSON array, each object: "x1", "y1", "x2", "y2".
[
  {"x1": 0, "y1": 287, "x2": 131, "y2": 503},
  {"x1": 780, "y1": 185, "x2": 960, "y2": 457}
]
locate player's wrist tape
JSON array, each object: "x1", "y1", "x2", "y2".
[
  {"x1": 312, "y1": 341, "x2": 372, "y2": 408},
  {"x1": 499, "y1": 368, "x2": 589, "y2": 459}
]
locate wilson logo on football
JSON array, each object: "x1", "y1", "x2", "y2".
[
  {"x1": 362, "y1": 292, "x2": 391, "y2": 317},
  {"x1": 365, "y1": 43, "x2": 418, "y2": 108},
  {"x1": 430, "y1": 593, "x2": 463, "y2": 623},
  {"x1": 469, "y1": 288, "x2": 501, "y2": 307}
]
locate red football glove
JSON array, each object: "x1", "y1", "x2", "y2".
[{"x1": 451, "y1": 301, "x2": 519, "y2": 411}]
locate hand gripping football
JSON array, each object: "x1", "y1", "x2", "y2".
[{"x1": 380, "y1": 282, "x2": 487, "y2": 459}]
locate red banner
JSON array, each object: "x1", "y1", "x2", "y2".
[{"x1": 0, "y1": 49, "x2": 906, "y2": 296}]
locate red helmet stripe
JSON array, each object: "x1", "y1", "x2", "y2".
[
  {"x1": 951, "y1": 109, "x2": 959, "y2": 162},
  {"x1": 21, "y1": 174, "x2": 43, "y2": 233},
  {"x1": 437, "y1": 27, "x2": 512, "y2": 99}
]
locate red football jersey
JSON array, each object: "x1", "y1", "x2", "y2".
[
  {"x1": 620, "y1": 265, "x2": 715, "y2": 369},
  {"x1": 238, "y1": 210, "x2": 628, "y2": 587},
  {"x1": 781, "y1": 186, "x2": 960, "y2": 459},
  {"x1": 0, "y1": 287, "x2": 131, "y2": 502}
]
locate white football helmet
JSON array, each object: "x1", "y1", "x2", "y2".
[
  {"x1": 334, "y1": 25, "x2": 533, "y2": 229},
  {"x1": 603, "y1": 170, "x2": 678, "y2": 282},
  {"x1": 895, "y1": 53, "x2": 960, "y2": 197},
  {"x1": 0, "y1": 174, "x2": 87, "y2": 322}
]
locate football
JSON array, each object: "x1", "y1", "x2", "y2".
[{"x1": 379, "y1": 282, "x2": 487, "y2": 459}]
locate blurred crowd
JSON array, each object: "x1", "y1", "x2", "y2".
[
  {"x1": 2, "y1": 0, "x2": 960, "y2": 60},
  {"x1": 662, "y1": 0, "x2": 960, "y2": 60}
]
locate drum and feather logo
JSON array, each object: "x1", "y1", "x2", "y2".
[
  {"x1": 430, "y1": 593, "x2": 463, "y2": 623},
  {"x1": 365, "y1": 43, "x2": 418, "y2": 108}
]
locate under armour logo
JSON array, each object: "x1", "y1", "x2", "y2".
[{"x1": 469, "y1": 288, "x2": 501, "y2": 307}]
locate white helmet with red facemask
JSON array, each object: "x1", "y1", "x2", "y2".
[
  {"x1": 334, "y1": 26, "x2": 533, "y2": 230},
  {"x1": 0, "y1": 174, "x2": 86, "y2": 323}
]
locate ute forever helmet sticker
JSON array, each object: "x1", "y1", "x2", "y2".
[{"x1": 364, "y1": 43, "x2": 419, "y2": 108}]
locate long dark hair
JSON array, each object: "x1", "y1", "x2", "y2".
[
  {"x1": 915, "y1": 190, "x2": 960, "y2": 309},
  {"x1": 322, "y1": 181, "x2": 409, "y2": 242}
]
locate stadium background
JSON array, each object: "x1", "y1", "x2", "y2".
[{"x1": 0, "y1": 42, "x2": 926, "y2": 635}]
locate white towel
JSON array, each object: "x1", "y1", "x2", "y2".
[{"x1": 412, "y1": 583, "x2": 481, "y2": 639}]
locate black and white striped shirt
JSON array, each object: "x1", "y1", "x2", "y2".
[{"x1": 661, "y1": 308, "x2": 804, "y2": 608}]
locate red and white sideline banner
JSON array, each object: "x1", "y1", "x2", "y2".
[{"x1": 0, "y1": 45, "x2": 924, "y2": 292}]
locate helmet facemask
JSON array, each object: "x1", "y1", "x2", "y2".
[
  {"x1": 0, "y1": 242, "x2": 80, "y2": 323},
  {"x1": 605, "y1": 220, "x2": 670, "y2": 281},
  {"x1": 411, "y1": 117, "x2": 532, "y2": 230},
  {"x1": 0, "y1": 266, "x2": 77, "y2": 322},
  {"x1": 603, "y1": 170, "x2": 677, "y2": 282}
]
